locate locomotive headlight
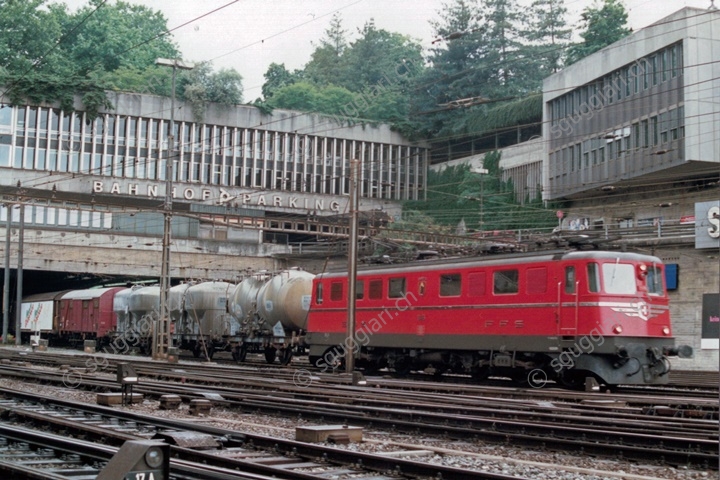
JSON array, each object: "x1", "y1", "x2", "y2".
[
  {"x1": 662, "y1": 326, "x2": 671, "y2": 336},
  {"x1": 612, "y1": 324, "x2": 623, "y2": 334}
]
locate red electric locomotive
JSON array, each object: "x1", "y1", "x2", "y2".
[{"x1": 305, "y1": 250, "x2": 692, "y2": 387}]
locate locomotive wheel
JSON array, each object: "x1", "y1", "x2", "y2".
[
  {"x1": 471, "y1": 365, "x2": 490, "y2": 381},
  {"x1": 317, "y1": 346, "x2": 345, "y2": 371},
  {"x1": 264, "y1": 346, "x2": 277, "y2": 364},
  {"x1": 280, "y1": 347, "x2": 293, "y2": 366},
  {"x1": 559, "y1": 371, "x2": 599, "y2": 390},
  {"x1": 392, "y1": 358, "x2": 412, "y2": 376}
]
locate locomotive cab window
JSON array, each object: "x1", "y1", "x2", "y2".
[
  {"x1": 315, "y1": 283, "x2": 323, "y2": 304},
  {"x1": 587, "y1": 263, "x2": 600, "y2": 293},
  {"x1": 602, "y1": 262, "x2": 636, "y2": 294},
  {"x1": 439, "y1": 274, "x2": 461, "y2": 297},
  {"x1": 646, "y1": 265, "x2": 664, "y2": 295},
  {"x1": 493, "y1": 269, "x2": 518, "y2": 294},
  {"x1": 565, "y1": 266, "x2": 576, "y2": 294},
  {"x1": 388, "y1": 277, "x2": 406, "y2": 298}
]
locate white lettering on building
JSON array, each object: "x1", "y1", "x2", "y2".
[
  {"x1": 89, "y1": 181, "x2": 348, "y2": 212},
  {"x1": 709, "y1": 206, "x2": 720, "y2": 239}
]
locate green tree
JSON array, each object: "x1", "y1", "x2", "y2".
[
  {"x1": 304, "y1": 13, "x2": 348, "y2": 87},
  {"x1": 522, "y1": 0, "x2": 571, "y2": 80},
  {"x1": 426, "y1": 0, "x2": 487, "y2": 104},
  {"x1": 267, "y1": 81, "x2": 356, "y2": 118},
  {"x1": 0, "y1": 0, "x2": 67, "y2": 74},
  {"x1": 566, "y1": 0, "x2": 631, "y2": 65},
  {"x1": 62, "y1": 0, "x2": 179, "y2": 73},
  {"x1": 410, "y1": 0, "x2": 489, "y2": 138},
  {"x1": 481, "y1": 0, "x2": 525, "y2": 97},
  {"x1": 339, "y1": 20, "x2": 424, "y2": 93},
  {"x1": 261, "y1": 62, "x2": 302, "y2": 99},
  {"x1": 178, "y1": 62, "x2": 243, "y2": 120}
]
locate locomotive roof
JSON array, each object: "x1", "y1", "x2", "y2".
[{"x1": 317, "y1": 249, "x2": 663, "y2": 279}]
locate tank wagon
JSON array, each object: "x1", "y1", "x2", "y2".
[
  {"x1": 122, "y1": 285, "x2": 161, "y2": 354},
  {"x1": 175, "y1": 281, "x2": 236, "y2": 359},
  {"x1": 305, "y1": 250, "x2": 692, "y2": 388},
  {"x1": 229, "y1": 269, "x2": 314, "y2": 365}
]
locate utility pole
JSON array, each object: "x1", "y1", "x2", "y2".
[
  {"x1": 14, "y1": 203, "x2": 23, "y2": 346},
  {"x1": 2, "y1": 203, "x2": 11, "y2": 344},
  {"x1": 346, "y1": 158, "x2": 360, "y2": 375},
  {"x1": 154, "y1": 58, "x2": 194, "y2": 360},
  {"x1": 472, "y1": 167, "x2": 489, "y2": 232}
]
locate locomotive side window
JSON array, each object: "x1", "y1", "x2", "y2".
[
  {"x1": 468, "y1": 272, "x2": 486, "y2": 297},
  {"x1": 388, "y1": 277, "x2": 406, "y2": 298},
  {"x1": 439, "y1": 274, "x2": 461, "y2": 297},
  {"x1": 493, "y1": 269, "x2": 518, "y2": 294},
  {"x1": 587, "y1": 263, "x2": 600, "y2": 293},
  {"x1": 356, "y1": 280, "x2": 365, "y2": 300},
  {"x1": 602, "y1": 263, "x2": 636, "y2": 294},
  {"x1": 315, "y1": 283, "x2": 323, "y2": 304},
  {"x1": 565, "y1": 266, "x2": 576, "y2": 294},
  {"x1": 369, "y1": 279, "x2": 383, "y2": 299},
  {"x1": 526, "y1": 267, "x2": 547, "y2": 294},
  {"x1": 330, "y1": 282, "x2": 343, "y2": 301},
  {"x1": 647, "y1": 265, "x2": 664, "y2": 295}
]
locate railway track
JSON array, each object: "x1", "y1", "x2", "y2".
[
  {"x1": 0, "y1": 347, "x2": 717, "y2": 471},
  {"x1": 0, "y1": 387, "x2": 530, "y2": 480}
]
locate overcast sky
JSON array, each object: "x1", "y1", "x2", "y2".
[{"x1": 61, "y1": 0, "x2": 714, "y2": 100}]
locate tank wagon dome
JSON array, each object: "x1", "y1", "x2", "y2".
[
  {"x1": 230, "y1": 275, "x2": 269, "y2": 322},
  {"x1": 127, "y1": 285, "x2": 160, "y2": 314},
  {"x1": 112, "y1": 288, "x2": 134, "y2": 332},
  {"x1": 184, "y1": 281, "x2": 234, "y2": 312},
  {"x1": 112, "y1": 288, "x2": 133, "y2": 313},
  {"x1": 256, "y1": 269, "x2": 315, "y2": 331}
]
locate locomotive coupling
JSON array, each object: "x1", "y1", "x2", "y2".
[{"x1": 664, "y1": 345, "x2": 694, "y2": 358}]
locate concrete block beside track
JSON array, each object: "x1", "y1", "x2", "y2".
[{"x1": 97, "y1": 392, "x2": 143, "y2": 406}]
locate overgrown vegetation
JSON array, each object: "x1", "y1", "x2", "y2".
[{"x1": 404, "y1": 151, "x2": 559, "y2": 233}]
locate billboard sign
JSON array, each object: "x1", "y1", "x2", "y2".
[
  {"x1": 701, "y1": 293, "x2": 719, "y2": 350},
  {"x1": 695, "y1": 201, "x2": 720, "y2": 249}
]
